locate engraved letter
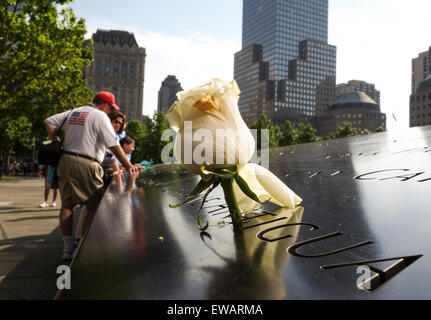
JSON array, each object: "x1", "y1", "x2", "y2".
[
  {"x1": 287, "y1": 232, "x2": 373, "y2": 258},
  {"x1": 321, "y1": 255, "x2": 423, "y2": 291},
  {"x1": 356, "y1": 265, "x2": 372, "y2": 290},
  {"x1": 355, "y1": 169, "x2": 409, "y2": 180}
]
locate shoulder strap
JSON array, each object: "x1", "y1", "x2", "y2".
[{"x1": 55, "y1": 110, "x2": 72, "y2": 136}]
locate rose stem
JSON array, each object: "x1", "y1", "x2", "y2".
[{"x1": 220, "y1": 178, "x2": 242, "y2": 224}]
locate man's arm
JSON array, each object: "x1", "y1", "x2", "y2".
[{"x1": 44, "y1": 120, "x2": 57, "y2": 140}]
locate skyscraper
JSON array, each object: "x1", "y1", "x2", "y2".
[
  {"x1": 157, "y1": 75, "x2": 183, "y2": 113},
  {"x1": 83, "y1": 29, "x2": 146, "y2": 121},
  {"x1": 412, "y1": 48, "x2": 431, "y2": 94},
  {"x1": 234, "y1": 0, "x2": 336, "y2": 126},
  {"x1": 410, "y1": 48, "x2": 431, "y2": 128}
]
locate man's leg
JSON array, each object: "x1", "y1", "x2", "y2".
[
  {"x1": 44, "y1": 186, "x2": 49, "y2": 202},
  {"x1": 60, "y1": 205, "x2": 75, "y2": 260},
  {"x1": 51, "y1": 188, "x2": 58, "y2": 207},
  {"x1": 39, "y1": 186, "x2": 49, "y2": 207},
  {"x1": 60, "y1": 206, "x2": 73, "y2": 235}
]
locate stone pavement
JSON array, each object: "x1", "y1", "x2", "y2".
[{"x1": 0, "y1": 177, "x2": 75, "y2": 300}]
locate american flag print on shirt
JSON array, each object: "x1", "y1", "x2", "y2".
[{"x1": 68, "y1": 111, "x2": 89, "y2": 126}]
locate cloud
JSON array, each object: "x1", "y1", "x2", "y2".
[{"x1": 83, "y1": 19, "x2": 240, "y2": 117}]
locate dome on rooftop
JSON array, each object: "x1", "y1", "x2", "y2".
[
  {"x1": 332, "y1": 91, "x2": 378, "y2": 105},
  {"x1": 329, "y1": 91, "x2": 380, "y2": 112}
]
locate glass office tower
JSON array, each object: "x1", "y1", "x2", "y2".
[{"x1": 234, "y1": 0, "x2": 336, "y2": 126}]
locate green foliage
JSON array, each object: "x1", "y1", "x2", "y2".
[
  {"x1": 374, "y1": 126, "x2": 386, "y2": 133},
  {"x1": 334, "y1": 122, "x2": 358, "y2": 138},
  {"x1": 126, "y1": 112, "x2": 170, "y2": 164},
  {"x1": 142, "y1": 111, "x2": 170, "y2": 163},
  {"x1": 359, "y1": 129, "x2": 371, "y2": 135},
  {"x1": 0, "y1": 0, "x2": 93, "y2": 158},
  {"x1": 296, "y1": 122, "x2": 317, "y2": 144},
  {"x1": 125, "y1": 119, "x2": 148, "y2": 163},
  {"x1": 251, "y1": 114, "x2": 281, "y2": 149},
  {"x1": 279, "y1": 120, "x2": 297, "y2": 146},
  {"x1": 247, "y1": 115, "x2": 388, "y2": 149},
  {"x1": 2, "y1": 116, "x2": 33, "y2": 154}
]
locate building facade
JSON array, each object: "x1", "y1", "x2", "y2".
[
  {"x1": 317, "y1": 91, "x2": 386, "y2": 136},
  {"x1": 410, "y1": 74, "x2": 431, "y2": 127},
  {"x1": 337, "y1": 80, "x2": 380, "y2": 104},
  {"x1": 83, "y1": 29, "x2": 146, "y2": 121},
  {"x1": 157, "y1": 75, "x2": 183, "y2": 113},
  {"x1": 412, "y1": 48, "x2": 431, "y2": 94},
  {"x1": 234, "y1": 0, "x2": 336, "y2": 127}
]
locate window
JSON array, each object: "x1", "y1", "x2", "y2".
[
  {"x1": 130, "y1": 63, "x2": 136, "y2": 78},
  {"x1": 113, "y1": 62, "x2": 119, "y2": 77},
  {"x1": 96, "y1": 60, "x2": 102, "y2": 76},
  {"x1": 122, "y1": 62, "x2": 128, "y2": 78},
  {"x1": 104, "y1": 61, "x2": 111, "y2": 76}
]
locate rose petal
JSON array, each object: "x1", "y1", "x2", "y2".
[{"x1": 234, "y1": 163, "x2": 302, "y2": 212}]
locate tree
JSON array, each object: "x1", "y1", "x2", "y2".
[
  {"x1": 279, "y1": 120, "x2": 297, "y2": 146},
  {"x1": 359, "y1": 129, "x2": 371, "y2": 135},
  {"x1": 125, "y1": 112, "x2": 171, "y2": 164},
  {"x1": 296, "y1": 122, "x2": 317, "y2": 144},
  {"x1": 334, "y1": 122, "x2": 358, "y2": 138},
  {"x1": 374, "y1": 126, "x2": 386, "y2": 133},
  {"x1": 125, "y1": 119, "x2": 148, "y2": 163},
  {"x1": 0, "y1": 0, "x2": 94, "y2": 159},
  {"x1": 142, "y1": 111, "x2": 170, "y2": 163},
  {"x1": 251, "y1": 114, "x2": 281, "y2": 149}
]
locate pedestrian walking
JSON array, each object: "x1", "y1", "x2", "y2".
[{"x1": 39, "y1": 165, "x2": 59, "y2": 208}]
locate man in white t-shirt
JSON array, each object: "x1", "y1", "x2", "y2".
[{"x1": 45, "y1": 91, "x2": 142, "y2": 260}]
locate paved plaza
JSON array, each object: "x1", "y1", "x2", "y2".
[{"x1": 0, "y1": 178, "x2": 70, "y2": 300}]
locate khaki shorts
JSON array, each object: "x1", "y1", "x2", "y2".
[{"x1": 57, "y1": 154, "x2": 104, "y2": 208}]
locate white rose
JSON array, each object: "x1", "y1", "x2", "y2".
[
  {"x1": 165, "y1": 78, "x2": 255, "y2": 175},
  {"x1": 166, "y1": 78, "x2": 302, "y2": 228}
]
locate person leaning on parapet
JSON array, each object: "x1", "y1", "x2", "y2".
[
  {"x1": 74, "y1": 110, "x2": 127, "y2": 243},
  {"x1": 101, "y1": 110, "x2": 127, "y2": 179},
  {"x1": 44, "y1": 91, "x2": 143, "y2": 260},
  {"x1": 120, "y1": 136, "x2": 135, "y2": 163}
]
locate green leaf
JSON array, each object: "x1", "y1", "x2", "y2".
[
  {"x1": 169, "y1": 178, "x2": 214, "y2": 208},
  {"x1": 219, "y1": 166, "x2": 238, "y2": 176},
  {"x1": 200, "y1": 166, "x2": 238, "y2": 179},
  {"x1": 197, "y1": 179, "x2": 221, "y2": 230},
  {"x1": 234, "y1": 173, "x2": 265, "y2": 204}
]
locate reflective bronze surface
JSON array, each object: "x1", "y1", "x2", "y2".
[{"x1": 60, "y1": 126, "x2": 431, "y2": 299}]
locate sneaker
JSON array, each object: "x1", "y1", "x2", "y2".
[
  {"x1": 39, "y1": 202, "x2": 48, "y2": 208},
  {"x1": 50, "y1": 202, "x2": 56, "y2": 207}
]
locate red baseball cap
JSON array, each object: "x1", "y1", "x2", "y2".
[{"x1": 95, "y1": 91, "x2": 119, "y2": 110}]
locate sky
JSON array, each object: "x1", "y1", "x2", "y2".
[{"x1": 69, "y1": 0, "x2": 431, "y2": 130}]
